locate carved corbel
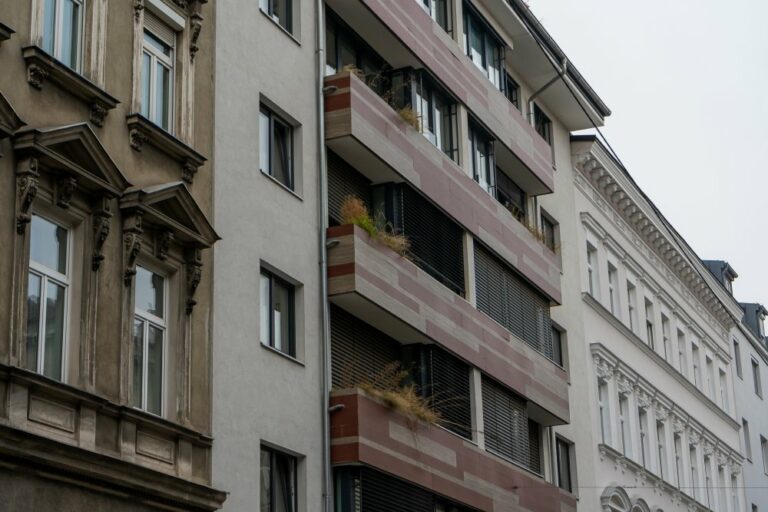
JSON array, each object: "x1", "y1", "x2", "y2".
[
  {"x1": 26, "y1": 63, "x2": 48, "y2": 89},
  {"x1": 123, "y1": 212, "x2": 143, "y2": 284},
  {"x1": 55, "y1": 175, "x2": 77, "y2": 209},
  {"x1": 189, "y1": 13, "x2": 203, "y2": 61},
  {"x1": 133, "y1": 0, "x2": 144, "y2": 20},
  {"x1": 593, "y1": 355, "x2": 614, "y2": 381},
  {"x1": 89, "y1": 103, "x2": 108, "y2": 127},
  {"x1": 156, "y1": 230, "x2": 174, "y2": 260},
  {"x1": 184, "y1": 247, "x2": 202, "y2": 314},
  {"x1": 92, "y1": 198, "x2": 112, "y2": 270},
  {"x1": 16, "y1": 157, "x2": 39, "y2": 234},
  {"x1": 129, "y1": 127, "x2": 148, "y2": 151},
  {"x1": 182, "y1": 159, "x2": 198, "y2": 184}
]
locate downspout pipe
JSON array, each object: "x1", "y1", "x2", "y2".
[
  {"x1": 527, "y1": 57, "x2": 568, "y2": 125},
  {"x1": 315, "y1": 1, "x2": 332, "y2": 512}
]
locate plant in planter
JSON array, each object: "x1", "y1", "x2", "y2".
[{"x1": 340, "y1": 195, "x2": 410, "y2": 256}]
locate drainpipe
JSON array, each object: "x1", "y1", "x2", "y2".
[
  {"x1": 527, "y1": 57, "x2": 568, "y2": 125},
  {"x1": 315, "y1": 0, "x2": 332, "y2": 511}
]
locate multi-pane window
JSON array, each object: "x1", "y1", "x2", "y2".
[
  {"x1": 638, "y1": 407, "x2": 649, "y2": 468},
  {"x1": 260, "y1": 106, "x2": 294, "y2": 190},
  {"x1": 731, "y1": 474, "x2": 740, "y2": 512},
  {"x1": 533, "y1": 104, "x2": 553, "y2": 145},
  {"x1": 26, "y1": 214, "x2": 69, "y2": 381},
  {"x1": 690, "y1": 444, "x2": 699, "y2": 500},
  {"x1": 661, "y1": 314, "x2": 670, "y2": 361},
  {"x1": 42, "y1": 0, "x2": 83, "y2": 70},
  {"x1": 586, "y1": 243, "x2": 597, "y2": 297},
  {"x1": 607, "y1": 263, "x2": 618, "y2": 315},
  {"x1": 555, "y1": 438, "x2": 573, "y2": 493},
  {"x1": 504, "y1": 72, "x2": 520, "y2": 110},
  {"x1": 260, "y1": 0, "x2": 292, "y2": 33},
  {"x1": 141, "y1": 12, "x2": 175, "y2": 132},
  {"x1": 704, "y1": 455, "x2": 713, "y2": 507},
  {"x1": 413, "y1": 74, "x2": 458, "y2": 160},
  {"x1": 705, "y1": 356, "x2": 716, "y2": 399},
  {"x1": 677, "y1": 329, "x2": 687, "y2": 377},
  {"x1": 541, "y1": 215, "x2": 556, "y2": 252},
  {"x1": 674, "y1": 432, "x2": 683, "y2": 486},
  {"x1": 627, "y1": 282, "x2": 637, "y2": 332},
  {"x1": 618, "y1": 393, "x2": 630, "y2": 457},
  {"x1": 495, "y1": 169, "x2": 526, "y2": 222},
  {"x1": 753, "y1": 358, "x2": 763, "y2": 398},
  {"x1": 644, "y1": 299, "x2": 655, "y2": 350},
  {"x1": 469, "y1": 123, "x2": 494, "y2": 194},
  {"x1": 691, "y1": 343, "x2": 701, "y2": 388},
  {"x1": 463, "y1": 3, "x2": 503, "y2": 90},
  {"x1": 743, "y1": 419, "x2": 752, "y2": 459},
  {"x1": 260, "y1": 446, "x2": 297, "y2": 512},
  {"x1": 734, "y1": 339, "x2": 743, "y2": 378},
  {"x1": 598, "y1": 378, "x2": 610, "y2": 444},
  {"x1": 419, "y1": 0, "x2": 452, "y2": 34},
  {"x1": 260, "y1": 270, "x2": 295, "y2": 357},
  {"x1": 656, "y1": 420, "x2": 666, "y2": 479},
  {"x1": 132, "y1": 265, "x2": 166, "y2": 416}
]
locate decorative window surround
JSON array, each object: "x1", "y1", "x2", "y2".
[
  {"x1": 126, "y1": 113, "x2": 206, "y2": 183},
  {"x1": 0, "y1": 21, "x2": 15, "y2": 45},
  {"x1": 586, "y1": 294, "x2": 738, "y2": 426},
  {"x1": 0, "y1": 91, "x2": 26, "y2": 140},
  {"x1": 22, "y1": 46, "x2": 119, "y2": 126},
  {"x1": 573, "y1": 138, "x2": 741, "y2": 332},
  {"x1": 592, "y1": 342, "x2": 742, "y2": 480}
]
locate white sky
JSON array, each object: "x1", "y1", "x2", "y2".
[{"x1": 525, "y1": 0, "x2": 768, "y2": 306}]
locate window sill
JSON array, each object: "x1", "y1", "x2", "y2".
[
  {"x1": 0, "y1": 21, "x2": 14, "y2": 44},
  {"x1": 22, "y1": 46, "x2": 119, "y2": 127},
  {"x1": 260, "y1": 169, "x2": 303, "y2": 201},
  {"x1": 126, "y1": 113, "x2": 206, "y2": 183},
  {"x1": 259, "y1": 9, "x2": 301, "y2": 46},
  {"x1": 261, "y1": 342, "x2": 304, "y2": 366}
]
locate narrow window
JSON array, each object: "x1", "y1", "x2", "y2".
[
  {"x1": 618, "y1": 393, "x2": 630, "y2": 457},
  {"x1": 674, "y1": 433, "x2": 683, "y2": 486},
  {"x1": 494, "y1": 168, "x2": 526, "y2": 222},
  {"x1": 691, "y1": 343, "x2": 701, "y2": 388},
  {"x1": 704, "y1": 455, "x2": 713, "y2": 507},
  {"x1": 753, "y1": 358, "x2": 763, "y2": 398},
  {"x1": 463, "y1": 3, "x2": 503, "y2": 90},
  {"x1": 607, "y1": 263, "x2": 618, "y2": 315},
  {"x1": 260, "y1": 0, "x2": 292, "y2": 33},
  {"x1": 585, "y1": 242, "x2": 597, "y2": 297},
  {"x1": 719, "y1": 369, "x2": 728, "y2": 410},
  {"x1": 762, "y1": 436, "x2": 768, "y2": 475},
  {"x1": 419, "y1": 0, "x2": 452, "y2": 34},
  {"x1": 132, "y1": 265, "x2": 166, "y2": 416},
  {"x1": 533, "y1": 104, "x2": 553, "y2": 145},
  {"x1": 744, "y1": 419, "x2": 752, "y2": 459},
  {"x1": 42, "y1": 0, "x2": 84, "y2": 70},
  {"x1": 734, "y1": 339, "x2": 743, "y2": 378},
  {"x1": 260, "y1": 446, "x2": 297, "y2": 512},
  {"x1": 504, "y1": 72, "x2": 520, "y2": 110},
  {"x1": 731, "y1": 474, "x2": 740, "y2": 512},
  {"x1": 677, "y1": 329, "x2": 687, "y2": 377},
  {"x1": 638, "y1": 407, "x2": 649, "y2": 468},
  {"x1": 690, "y1": 444, "x2": 699, "y2": 500},
  {"x1": 661, "y1": 314, "x2": 670, "y2": 361},
  {"x1": 656, "y1": 420, "x2": 666, "y2": 479},
  {"x1": 414, "y1": 74, "x2": 458, "y2": 161},
  {"x1": 469, "y1": 122, "x2": 494, "y2": 194},
  {"x1": 555, "y1": 438, "x2": 573, "y2": 493},
  {"x1": 541, "y1": 215, "x2": 556, "y2": 252},
  {"x1": 260, "y1": 270, "x2": 295, "y2": 357},
  {"x1": 260, "y1": 106, "x2": 294, "y2": 190},
  {"x1": 706, "y1": 356, "x2": 715, "y2": 398},
  {"x1": 627, "y1": 282, "x2": 637, "y2": 332},
  {"x1": 25, "y1": 214, "x2": 69, "y2": 381},
  {"x1": 644, "y1": 299, "x2": 655, "y2": 350},
  {"x1": 551, "y1": 326, "x2": 563, "y2": 367},
  {"x1": 597, "y1": 378, "x2": 610, "y2": 444},
  {"x1": 141, "y1": 12, "x2": 175, "y2": 132}
]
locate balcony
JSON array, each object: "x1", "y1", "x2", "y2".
[
  {"x1": 325, "y1": 71, "x2": 561, "y2": 303},
  {"x1": 330, "y1": 389, "x2": 576, "y2": 512},
  {"x1": 325, "y1": 0, "x2": 554, "y2": 184},
  {"x1": 327, "y1": 224, "x2": 569, "y2": 423}
]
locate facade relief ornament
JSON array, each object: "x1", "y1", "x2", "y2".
[
  {"x1": 716, "y1": 451, "x2": 728, "y2": 467},
  {"x1": 702, "y1": 441, "x2": 714, "y2": 457},
  {"x1": 156, "y1": 230, "x2": 174, "y2": 260},
  {"x1": 26, "y1": 63, "x2": 48, "y2": 89},
  {"x1": 654, "y1": 403, "x2": 669, "y2": 421},
  {"x1": 123, "y1": 213, "x2": 143, "y2": 284},
  {"x1": 185, "y1": 247, "x2": 202, "y2": 314},
  {"x1": 672, "y1": 416, "x2": 686, "y2": 434},
  {"x1": 190, "y1": 13, "x2": 203, "y2": 61},
  {"x1": 593, "y1": 355, "x2": 614, "y2": 381},
  {"x1": 182, "y1": 159, "x2": 197, "y2": 184},
  {"x1": 687, "y1": 429, "x2": 701, "y2": 446},
  {"x1": 89, "y1": 103, "x2": 108, "y2": 127},
  {"x1": 636, "y1": 389, "x2": 652, "y2": 409},
  {"x1": 55, "y1": 175, "x2": 77, "y2": 209},
  {"x1": 133, "y1": 0, "x2": 144, "y2": 20},
  {"x1": 129, "y1": 128, "x2": 148, "y2": 151},
  {"x1": 16, "y1": 157, "x2": 39, "y2": 234},
  {"x1": 616, "y1": 374, "x2": 633, "y2": 396},
  {"x1": 92, "y1": 198, "x2": 112, "y2": 271},
  {"x1": 729, "y1": 462, "x2": 741, "y2": 475}
]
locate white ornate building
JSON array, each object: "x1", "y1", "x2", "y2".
[{"x1": 553, "y1": 135, "x2": 748, "y2": 512}]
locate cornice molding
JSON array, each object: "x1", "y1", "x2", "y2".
[{"x1": 572, "y1": 141, "x2": 742, "y2": 332}]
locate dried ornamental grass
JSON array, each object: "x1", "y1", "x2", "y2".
[
  {"x1": 397, "y1": 106, "x2": 421, "y2": 131},
  {"x1": 339, "y1": 195, "x2": 410, "y2": 256}
]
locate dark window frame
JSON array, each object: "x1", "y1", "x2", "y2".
[
  {"x1": 541, "y1": 213, "x2": 557, "y2": 252},
  {"x1": 469, "y1": 121, "x2": 495, "y2": 194},
  {"x1": 462, "y1": 1, "x2": 505, "y2": 91},
  {"x1": 421, "y1": 0, "x2": 453, "y2": 35},
  {"x1": 504, "y1": 72, "x2": 520, "y2": 110},
  {"x1": 260, "y1": 105, "x2": 295, "y2": 190},
  {"x1": 494, "y1": 168, "x2": 526, "y2": 223},
  {"x1": 551, "y1": 325, "x2": 564, "y2": 367},
  {"x1": 261, "y1": 0, "x2": 293, "y2": 33},
  {"x1": 260, "y1": 269, "x2": 296, "y2": 357},
  {"x1": 533, "y1": 103, "x2": 553, "y2": 146},
  {"x1": 260, "y1": 445, "x2": 298, "y2": 512},
  {"x1": 555, "y1": 437, "x2": 574, "y2": 493}
]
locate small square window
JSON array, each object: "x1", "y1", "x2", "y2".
[
  {"x1": 260, "y1": 446, "x2": 297, "y2": 512},
  {"x1": 260, "y1": 270, "x2": 295, "y2": 356},
  {"x1": 260, "y1": 106, "x2": 294, "y2": 190},
  {"x1": 260, "y1": 0, "x2": 292, "y2": 33}
]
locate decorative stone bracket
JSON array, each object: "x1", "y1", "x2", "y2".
[
  {"x1": 15, "y1": 157, "x2": 39, "y2": 234},
  {"x1": 184, "y1": 248, "x2": 202, "y2": 314},
  {"x1": 92, "y1": 198, "x2": 113, "y2": 271},
  {"x1": 123, "y1": 213, "x2": 143, "y2": 285}
]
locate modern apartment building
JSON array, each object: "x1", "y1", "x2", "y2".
[
  {"x1": 566, "y1": 137, "x2": 746, "y2": 512},
  {"x1": 0, "y1": 0, "x2": 225, "y2": 510},
  {"x1": 706, "y1": 261, "x2": 768, "y2": 511},
  {"x1": 321, "y1": 1, "x2": 608, "y2": 511}
]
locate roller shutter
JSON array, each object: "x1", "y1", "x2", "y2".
[{"x1": 418, "y1": 346, "x2": 472, "y2": 439}]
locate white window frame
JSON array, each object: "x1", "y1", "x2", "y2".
[
  {"x1": 42, "y1": 0, "x2": 85, "y2": 71},
  {"x1": 677, "y1": 329, "x2": 687, "y2": 377},
  {"x1": 133, "y1": 264, "x2": 168, "y2": 416},
  {"x1": 753, "y1": 358, "x2": 763, "y2": 398},
  {"x1": 661, "y1": 314, "x2": 670, "y2": 361},
  {"x1": 618, "y1": 393, "x2": 630, "y2": 457},
  {"x1": 762, "y1": 436, "x2": 768, "y2": 475},
  {"x1": 607, "y1": 263, "x2": 618, "y2": 315},
  {"x1": 141, "y1": 23, "x2": 175, "y2": 132},
  {"x1": 586, "y1": 242, "x2": 597, "y2": 297},
  {"x1": 734, "y1": 339, "x2": 743, "y2": 379},
  {"x1": 744, "y1": 419, "x2": 752, "y2": 460},
  {"x1": 690, "y1": 444, "x2": 699, "y2": 500},
  {"x1": 598, "y1": 378, "x2": 611, "y2": 444},
  {"x1": 644, "y1": 299, "x2": 655, "y2": 350},
  {"x1": 638, "y1": 407, "x2": 649, "y2": 468},
  {"x1": 656, "y1": 420, "x2": 666, "y2": 479},
  {"x1": 691, "y1": 343, "x2": 701, "y2": 388},
  {"x1": 27, "y1": 213, "x2": 72, "y2": 381},
  {"x1": 627, "y1": 282, "x2": 637, "y2": 332},
  {"x1": 674, "y1": 432, "x2": 683, "y2": 486}
]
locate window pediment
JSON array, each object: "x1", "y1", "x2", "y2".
[
  {"x1": 13, "y1": 123, "x2": 130, "y2": 197},
  {"x1": 0, "y1": 90, "x2": 25, "y2": 139},
  {"x1": 119, "y1": 182, "x2": 218, "y2": 248}
]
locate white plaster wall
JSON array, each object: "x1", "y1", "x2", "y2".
[{"x1": 212, "y1": 1, "x2": 324, "y2": 510}]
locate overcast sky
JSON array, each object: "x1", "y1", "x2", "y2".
[{"x1": 525, "y1": 0, "x2": 768, "y2": 307}]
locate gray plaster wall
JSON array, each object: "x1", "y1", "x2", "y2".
[{"x1": 211, "y1": 1, "x2": 324, "y2": 511}]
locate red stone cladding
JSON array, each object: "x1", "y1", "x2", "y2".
[
  {"x1": 327, "y1": 224, "x2": 569, "y2": 423},
  {"x1": 325, "y1": 72, "x2": 561, "y2": 303},
  {"x1": 330, "y1": 390, "x2": 577, "y2": 512}
]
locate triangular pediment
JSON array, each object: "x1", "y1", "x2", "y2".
[
  {"x1": 0, "y1": 90, "x2": 25, "y2": 138},
  {"x1": 120, "y1": 182, "x2": 219, "y2": 247},
  {"x1": 13, "y1": 123, "x2": 130, "y2": 196}
]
